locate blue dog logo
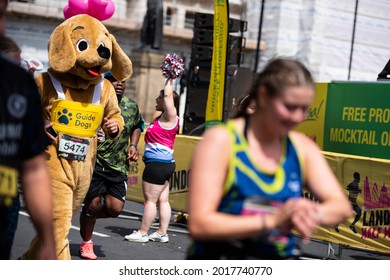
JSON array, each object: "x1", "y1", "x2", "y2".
[{"x1": 58, "y1": 109, "x2": 72, "y2": 124}]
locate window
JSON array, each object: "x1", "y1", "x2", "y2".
[
  {"x1": 165, "y1": 6, "x2": 177, "y2": 26},
  {"x1": 185, "y1": 11, "x2": 195, "y2": 29}
]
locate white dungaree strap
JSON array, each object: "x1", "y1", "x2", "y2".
[{"x1": 48, "y1": 72, "x2": 103, "y2": 104}]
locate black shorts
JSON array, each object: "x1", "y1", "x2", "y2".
[
  {"x1": 142, "y1": 161, "x2": 176, "y2": 185},
  {"x1": 84, "y1": 164, "x2": 128, "y2": 202}
]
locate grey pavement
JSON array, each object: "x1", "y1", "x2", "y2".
[{"x1": 11, "y1": 200, "x2": 390, "y2": 260}]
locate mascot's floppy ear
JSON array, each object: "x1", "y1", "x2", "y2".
[
  {"x1": 109, "y1": 34, "x2": 132, "y2": 81},
  {"x1": 48, "y1": 22, "x2": 76, "y2": 72}
]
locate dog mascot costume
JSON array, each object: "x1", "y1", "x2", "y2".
[{"x1": 23, "y1": 14, "x2": 133, "y2": 260}]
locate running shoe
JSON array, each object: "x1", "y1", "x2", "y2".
[
  {"x1": 79, "y1": 241, "x2": 97, "y2": 260},
  {"x1": 148, "y1": 231, "x2": 169, "y2": 243},
  {"x1": 124, "y1": 230, "x2": 149, "y2": 243}
]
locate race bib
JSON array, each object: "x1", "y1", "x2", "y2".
[
  {"x1": 241, "y1": 196, "x2": 281, "y2": 216},
  {"x1": 58, "y1": 134, "x2": 90, "y2": 161},
  {"x1": 0, "y1": 165, "x2": 18, "y2": 206},
  {"x1": 241, "y1": 196, "x2": 290, "y2": 246}
]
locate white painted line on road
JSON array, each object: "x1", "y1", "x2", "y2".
[
  {"x1": 71, "y1": 225, "x2": 110, "y2": 237},
  {"x1": 19, "y1": 210, "x2": 110, "y2": 237},
  {"x1": 19, "y1": 211, "x2": 30, "y2": 217}
]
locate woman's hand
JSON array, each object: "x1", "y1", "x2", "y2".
[{"x1": 270, "y1": 198, "x2": 320, "y2": 242}]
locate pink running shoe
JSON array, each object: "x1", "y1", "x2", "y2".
[{"x1": 79, "y1": 241, "x2": 97, "y2": 260}]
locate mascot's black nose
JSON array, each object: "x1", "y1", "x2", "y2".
[{"x1": 97, "y1": 45, "x2": 111, "y2": 59}]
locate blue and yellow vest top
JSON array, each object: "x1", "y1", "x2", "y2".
[{"x1": 187, "y1": 120, "x2": 306, "y2": 259}]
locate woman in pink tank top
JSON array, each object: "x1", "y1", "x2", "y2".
[{"x1": 125, "y1": 78, "x2": 180, "y2": 243}]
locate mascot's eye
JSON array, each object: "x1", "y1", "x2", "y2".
[
  {"x1": 76, "y1": 39, "x2": 89, "y2": 52},
  {"x1": 99, "y1": 42, "x2": 105, "y2": 48}
]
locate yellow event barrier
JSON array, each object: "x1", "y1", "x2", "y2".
[
  {"x1": 303, "y1": 152, "x2": 390, "y2": 254},
  {"x1": 126, "y1": 134, "x2": 196, "y2": 212},
  {"x1": 127, "y1": 81, "x2": 390, "y2": 255}
]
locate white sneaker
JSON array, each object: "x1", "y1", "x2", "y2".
[
  {"x1": 148, "y1": 231, "x2": 169, "y2": 243},
  {"x1": 124, "y1": 230, "x2": 149, "y2": 243}
]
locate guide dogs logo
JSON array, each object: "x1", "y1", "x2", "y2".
[
  {"x1": 56, "y1": 109, "x2": 95, "y2": 130},
  {"x1": 58, "y1": 109, "x2": 73, "y2": 124}
]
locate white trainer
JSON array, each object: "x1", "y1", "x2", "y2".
[
  {"x1": 124, "y1": 230, "x2": 149, "y2": 243},
  {"x1": 148, "y1": 231, "x2": 169, "y2": 243}
]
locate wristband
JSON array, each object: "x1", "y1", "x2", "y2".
[{"x1": 130, "y1": 143, "x2": 138, "y2": 150}]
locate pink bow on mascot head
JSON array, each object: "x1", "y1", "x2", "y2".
[{"x1": 63, "y1": 0, "x2": 115, "y2": 21}]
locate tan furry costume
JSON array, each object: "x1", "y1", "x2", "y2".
[{"x1": 23, "y1": 14, "x2": 133, "y2": 260}]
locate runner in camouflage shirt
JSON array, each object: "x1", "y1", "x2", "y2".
[
  {"x1": 96, "y1": 93, "x2": 142, "y2": 175},
  {"x1": 78, "y1": 72, "x2": 143, "y2": 259}
]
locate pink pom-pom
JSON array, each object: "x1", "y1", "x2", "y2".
[{"x1": 160, "y1": 53, "x2": 185, "y2": 79}]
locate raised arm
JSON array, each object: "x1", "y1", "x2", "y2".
[{"x1": 161, "y1": 79, "x2": 177, "y2": 123}]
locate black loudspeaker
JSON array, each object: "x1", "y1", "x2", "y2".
[
  {"x1": 193, "y1": 29, "x2": 214, "y2": 45},
  {"x1": 191, "y1": 42, "x2": 245, "y2": 65},
  {"x1": 193, "y1": 30, "x2": 246, "y2": 48},
  {"x1": 188, "y1": 61, "x2": 211, "y2": 84},
  {"x1": 192, "y1": 14, "x2": 246, "y2": 67},
  {"x1": 229, "y1": 18, "x2": 247, "y2": 33},
  {"x1": 194, "y1": 12, "x2": 248, "y2": 33},
  {"x1": 194, "y1": 13, "x2": 214, "y2": 29},
  {"x1": 183, "y1": 66, "x2": 254, "y2": 135},
  {"x1": 191, "y1": 45, "x2": 213, "y2": 62},
  {"x1": 182, "y1": 12, "x2": 249, "y2": 136},
  {"x1": 182, "y1": 84, "x2": 208, "y2": 136}
]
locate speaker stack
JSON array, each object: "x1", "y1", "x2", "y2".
[{"x1": 182, "y1": 12, "x2": 247, "y2": 136}]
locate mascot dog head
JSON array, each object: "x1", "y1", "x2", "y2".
[{"x1": 48, "y1": 14, "x2": 132, "y2": 88}]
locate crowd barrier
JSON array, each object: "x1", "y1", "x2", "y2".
[{"x1": 126, "y1": 81, "x2": 390, "y2": 255}]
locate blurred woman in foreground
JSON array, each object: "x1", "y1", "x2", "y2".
[{"x1": 187, "y1": 57, "x2": 352, "y2": 260}]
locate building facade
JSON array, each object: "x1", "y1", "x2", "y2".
[
  {"x1": 6, "y1": 0, "x2": 390, "y2": 123},
  {"x1": 6, "y1": 0, "x2": 257, "y2": 122}
]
